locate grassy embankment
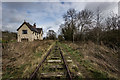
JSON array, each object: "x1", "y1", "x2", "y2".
[
  {"x1": 2, "y1": 40, "x2": 55, "y2": 79},
  {"x1": 59, "y1": 41, "x2": 119, "y2": 79}
]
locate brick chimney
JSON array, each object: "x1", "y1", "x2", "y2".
[{"x1": 33, "y1": 23, "x2": 36, "y2": 28}]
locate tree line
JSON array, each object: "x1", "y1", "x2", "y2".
[
  {"x1": 46, "y1": 8, "x2": 120, "y2": 48},
  {"x1": 57, "y1": 8, "x2": 120, "y2": 48}
]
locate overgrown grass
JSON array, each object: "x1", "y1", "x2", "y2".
[
  {"x1": 34, "y1": 51, "x2": 43, "y2": 57},
  {"x1": 89, "y1": 69, "x2": 108, "y2": 79},
  {"x1": 59, "y1": 42, "x2": 109, "y2": 79},
  {"x1": 2, "y1": 50, "x2": 43, "y2": 79},
  {"x1": 73, "y1": 75, "x2": 83, "y2": 80},
  {"x1": 2, "y1": 40, "x2": 55, "y2": 79},
  {"x1": 59, "y1": 42, "x2": 83, "y2": 62},
  {"x1": 2, "y1": 63, "x2": 31, "y2": 79}
]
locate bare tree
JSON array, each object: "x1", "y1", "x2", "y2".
[
  {"x1": 117, "y1": 19, "x2": 120, "y2": 30},
  {"x1": 95, "y1": 7, "x2": 103, "y2": 44},
  {"x1": 77, "y1": 9, "x2": 94, "y2": 41},
  {"x1": 105, "y1": 17, "x2": 112, "y2": 31},
  {"x1": 47, "y1": 30, "x2": 56, "y2": 40},
  {"x1": 105, "y1": 14, "x2": 119, "y2": 31},
  {"x1": 111, "y1": 15, "x2": 118, "y2": 30},
  {"x1": 63, "y1": 8, "x2": 77, "y2": 42}
]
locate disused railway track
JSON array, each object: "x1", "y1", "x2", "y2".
[{"x1": 29, "y1": 44, "x2": 72, "y2": 80}]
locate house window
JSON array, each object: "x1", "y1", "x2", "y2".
[{"x1": 22, "y1": 30, "x2": 27, "y2": 34}]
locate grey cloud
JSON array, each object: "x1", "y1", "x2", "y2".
[
  {"x1": 2, "y1": 23, "x2": 19, "y2": 32},
  {"x1": 85, "y1": 2, "x2": 117, "y2": 13},
  {"x1": 2, "y1": 2, "x2": 118, "y2": 36}
]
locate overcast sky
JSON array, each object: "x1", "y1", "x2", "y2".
[{"x1": 1, "y1": 1, "x2": 118, "y2": 37}]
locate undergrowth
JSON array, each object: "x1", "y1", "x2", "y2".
[{"x1": 59, "y1": 42, "x2": 109, "y2": 79}]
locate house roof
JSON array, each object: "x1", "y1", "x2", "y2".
[
  {"x1": 36, "y1": 28, "x2": 43, "y2": 34},
  {"x1": 17, "y1": 22, "x2": 42, "y2": 33}
]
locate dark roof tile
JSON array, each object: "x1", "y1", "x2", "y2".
[{"x1": 17, "y1": 22, "x2": 42, "y2": 33}]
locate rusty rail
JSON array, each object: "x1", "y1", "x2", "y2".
[
  {"x1": 29, "y1": 45, "x2": 72, "y2": 80},
  {"x1": 59, "y1": 48, "x2": 72, "y2": 80},
  {"x1": 29, "y1": 49, "x2": 51, "y2": 80}
]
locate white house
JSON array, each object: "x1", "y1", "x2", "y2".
[{"x1": 17, "y1": 21, "x2": 43, "y2": 42}]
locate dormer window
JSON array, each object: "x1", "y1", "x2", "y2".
[{"x1": 22, "y1": 30, "x2": 27, "y2": 34}]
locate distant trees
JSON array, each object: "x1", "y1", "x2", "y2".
[
  {"x1": 59, "y1": 8, "x2": 120, "y2": 47},
  {"x1": 105, "y1": 14, "x2": 119, "y2": 31},
  {"x1": 93, "y1": 8, "x2": 103, "y2": 44},
  {"x1": 2, "y1": 31, "x2": 17, "y2": 43},
  {"x1": 58, "y1": 35, "x2": 64, "y2": 41},
  {"x1": 60, "y1": 8, "x2": 94, "y2": 42},
  {"x1": 46, "y1": 30, "x2": 56, "y2": 40},
  {"x1": 62, "y1": 9, "x2": 77, "y2": 42},
  {"x1": 60, "y1": 23, "x2": 73, "y2": 41},
  {"x1": 102, "y1": 15, "x2": 120, "y2": 47},
  {"x1": 77, "y1": 9, "x2": 93, "y2": 33},
  {"x1": 76, "y1": 9, "x2": 94, "y2": 41}
]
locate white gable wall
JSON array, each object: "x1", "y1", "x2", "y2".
[
  {"x1": 17, "y1": 24, "x2": 43, "y2": 42},
  {"x1": 18, "y1": 24, "x2": 32, "y2": 42}
]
